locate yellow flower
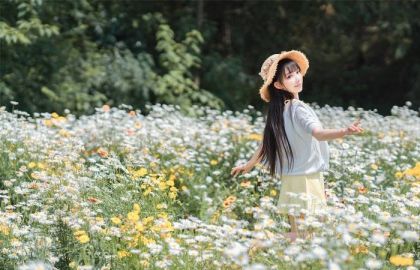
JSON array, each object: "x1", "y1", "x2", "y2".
[
  {"x1": 358, "y1": 186, "x2": 368, "y2": 194},
  {"x1": 77, "y1": 234, "x2": 90, "y2": 244},
  {"x1": 43, "y1": 119, "x2": 53, "y2": 127},
  {"x1": 210, "y1": 159, "x2": 218, "y2": 166},
  {"x1": 351, "y1": 244, "x2": 368, "y2": 254},
  {"x1": 240, "y1": 181, "x2": 251, "y2": 188},
  {"x1": 402, "y1": 162, "x2": 420, "y2": 180},
  {"x1": 97, "y1": 148, "x2": 109, "y2": 158},
  {"x1": 158, "y1": 181, "x2": 167, "y2": 190},
  {"x1": 156, "y1": 203, "x2": 167, "y2": 209},
  {"x1": 211, "y1": 211, "x2": 220, "y2": 223},
  {"x1": 37, "y1": 162, "x2": 46, "y2": 169},
  {"x1": 169, "y1": 192, "x2": 177, "y2": 199},
  {"x1": 30, "y1": 172, "x2": 42, "y2": 181},
  {"x1": 57, "y1": 116, "x2": 67, "y2": 122},
  {"x1": 140, "y1": 260, "x2": 149, "y2": 267},
  {"x1": 143, "y1": 188, "x2": 152, "y2": 196},
  {"x1": 135, "y1": 121, "x2": 142, "y2": 129},
  {"x1": 140, "y1": 236, "x2": 155, "y2": 245},
  {"x1": 370, "y1": 163, "x2": 378, "y2": 170},
  {"x1": 181, "y1": 185, "x2": 188, "y2": 191},
  {"x1": 73, "y1": 230, "x2": 86, "y2": 237},
  {"x1": 158, "y1": 220, "x2": 173, "y2": 232},
  {"x1": 223, "y1": 195, "x2": 237, "y2": 208},
  {"x1": 10, "y1": 238, "x2": 20, "y2": 245},
  {"x1": 95, "y1": 216, "x2": 104, "y2": 222},
  {"x1": 158, "y1": 212, "x2": 169, "y2": 219},
  {"x1": 135, "y1": 223, "x2": 145, "y2": 232},
  {"x1": 69, "y1": 261, "x2": 77, "y2": 268},
  {"x1": 389, "y1": 255, "x2": 414, "y2": 266},
  {"x1": 0, "y1": 224, "x2": 10, "y2": 235},
  {"x1": 395, "y1": 171, "x2": 403, "y2": 179},
  {"x1": 136, "y1": 168, "x2": 148, "y2": 177},
  {"x1": 151, "y1": 175, "x2": 159, "y2": 184},
  {"x1": 127, "y1": 211, "x2": 140, "y2": 222},
  {"x1": 160, "y1": 232, "x2": 171, "y2": 239},
  {"x1": 142, "y1": 216, "x2": 154, "y2": 225},
  {"x1": 51, "y1": 112, "x2": 59, "y2": 118},
  {"x1": 270, "y1": 189, "x2": 277, "y2": 196},
  {"x1": 59, "y1": 129, "x2": 70, "y2": 137},
  {"x1": 247, "y1": 133, "x2": 262, "y2": 141},
  {"x1": 133, "y1": 203, "x2": 141, "y2": 213},
  {"x1": 117, "y1": 250, "x2": 130, "y2": 258},
  {"x1": 28, "y1": 162, "x2": 37, "y2": 169},
  {"x1": 100, "y1": 228, "x2": 110, "y2": 235},
  {"x1": 111, "y1": 217, "x2": 121, "y2": 225},
  {"x1": 226, "y1": 195, "x2": 236, "y2": 202}
]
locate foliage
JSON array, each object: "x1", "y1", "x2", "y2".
[
  {"x1": 0, "y1": 0, "x2": 419, "y2": 115},
  {"x1": 0, "y1": 1, "x2": 224, "y2": 116}
]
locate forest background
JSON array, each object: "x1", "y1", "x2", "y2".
[{"x1": 1, "y1": 0, "x2": 419, "y2": 116}]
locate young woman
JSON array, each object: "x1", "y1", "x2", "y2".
[{"x1": 230, "y1": 50, "x2": 363, "y2": 241}]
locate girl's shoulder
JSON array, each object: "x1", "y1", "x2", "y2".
[
  {"x1": 286, "y1": 99, "x2": 315, "y2": 118},
  {"x1": 285, "y1": 99, "x2": 307, "y2": 109},
  {"x1": 285, "y1": 98, "x2": 301, "y2": 105}
]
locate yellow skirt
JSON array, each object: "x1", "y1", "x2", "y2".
[{"x1": 277, "y1": 171, "x2": 327, "y2": 215}]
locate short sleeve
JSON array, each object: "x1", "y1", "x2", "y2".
[{"x1": 293, "y1": 103, "x2": 323, "y2": 135}]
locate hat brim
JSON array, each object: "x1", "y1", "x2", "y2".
[{"x1": 259, "y1": 50, "x2": 309, "y2": 102}]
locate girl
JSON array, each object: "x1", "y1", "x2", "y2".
[{"x1": 231, "y1": 50, "x2": 363, "y2": 241}]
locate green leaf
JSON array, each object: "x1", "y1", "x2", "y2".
[
  {"x1": 17, "y1": 32, "x2": 31, "y2": 44},
  {"x1": 41, "y1": 86, "x2": 59, "y2": 101}
]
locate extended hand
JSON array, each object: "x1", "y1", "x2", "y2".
[
  {"x1": 230, "y1": 163, "x2": 252, "y2": 177},
  {"x1": 345, "y1": 118, "x2": 364, "y2": 135}
]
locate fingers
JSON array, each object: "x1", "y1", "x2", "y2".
[
  {"x1": 349, "y1": 126, "x2": 357, "y2": 132},
  {"x1": 348, "y1": 125, "x2": 364, "y2": 133},
  {"x1": 349, "y1": 118, "x2": 364, "y2": 133},
  {"x1": 349, "y1": 127, "x2": 360, "y2": 132},
  {"x1": 231, "y1": 165, "x2": 251, "y2": 177},
  {"x1": 231, "y1": 166, "x2": 242, "y2": 177}
]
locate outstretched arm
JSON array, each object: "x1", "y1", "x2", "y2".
[
  {"x1": 245, "y1": 143, "x2": 263, "y2": 168},
  {"x1": 312, "y1": 118, "x2": 363, "y2": 141},
  {"x1": 312, "y1": 127, "x2": 347, "y2": 141},
  {"x1": 231, "y1": 142, "x2": 263, "y2": 177}
]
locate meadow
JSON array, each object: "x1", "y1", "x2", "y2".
[{"x1": 0, "y1": 101, "x2": 419, "y2": 270}]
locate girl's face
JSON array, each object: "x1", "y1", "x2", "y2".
[{"x1": 274, "y1": 62, "x2": 303, "y2": 96}]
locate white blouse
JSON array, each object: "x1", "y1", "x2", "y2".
[{"x1": 274, "y1": 99, "x2": 330, "y2": 176}]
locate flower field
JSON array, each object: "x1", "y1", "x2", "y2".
[{"x1": 0, "y1": 102, "x2": 419, "y2": 270}]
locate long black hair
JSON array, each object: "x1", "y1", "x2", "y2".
[{"x1": 257, "y1": 58, "x2": 302, "y2": 178}]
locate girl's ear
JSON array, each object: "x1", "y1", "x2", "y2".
[{"x1": 274, "y1": 81, "x2": 285, "y2": 90}]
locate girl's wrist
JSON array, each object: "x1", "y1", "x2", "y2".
[{"x1": 341, "y1": 128, "x2": 348, "y2": 136}]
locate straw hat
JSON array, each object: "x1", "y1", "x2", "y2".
[{"x1": 258, "y1": 50, "x2": 309, "y2": 102}]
